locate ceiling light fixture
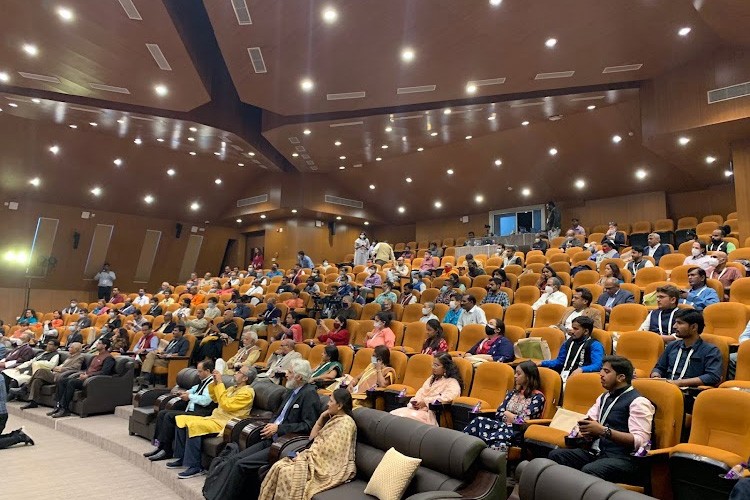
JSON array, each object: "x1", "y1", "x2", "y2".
[
  {"x1": 398, "y1": 206, "x2": 406, "y2": 213},
  {"x1": 89, "y1": 122, "x2": 97, "y2": 127},
  {"x1": 134, "y1": 138, "x2": 142, "y2": 145},
  {"x1": 494, "y1": 159, "x2": 502, "y2": 166},
  {"x1": 725, "y1": 169, "x2": 734, "y2": 177},
  {"x1": 401, "y1": 48, "x2": 415, "y2": 62},
  {"x1": 29, "y1": 177, "x2": 41, "y2": 187},
  {"x1": 0, "y1": 72, "x2": 9, "y2": 83},
  {"x1": 56, "y1": 7, "x2": 74, "y2": 21},
  {"x1": 489, "y1": 0, "x2": 502, "y2": 5},
  {"x1": 322, "y1": 7, "x2": 338, "y2": 23},
  {"x1": 237, "y1": 162, "x2": 244, "y2": 166},
  {"x1": 90, "y1": 186, "x2": 102, "y2": 196},
  {"x1": 475, "y1": 194, "x2": 484, "y2": 203},
  {"x1": 545, "y1": 38, "x2": 558, "y2": 48},
  {"x1": 292, "y1": 153, "x2": 299, "y2": 157},
  {"x1": 364, "y1": 221, "x2": 370, "y2": 226},
  {"x1": 575, "y1": 179, "x2": 586, "y2": 189},
  {"x1": 521, "y1": 120, "x2": 530, "y2": 126},
  {"x1": 430, "y1": 132, "x2": 438, "y2": 136},
  {"x1": 334, "y1": 140, "x2": 341, "y2": 146},
  {"x1": 339, "y1": 166, "x2": 345, "y2": 170},
  {"x1": 22, "y1": 43, "x2": 39, "y2": 56},
  {"x1": 8, "y1": 103, "x2": 18, "y2": 108},
  {"x1": 443, "y1": 108, "x2": 452, "y2": 115},
  {"x1": 521, "y1": 188, "x2": 531, "y2": 196},
  {"x1": 291, "y1": 209, "x2": 298, "y2": 213},
  {"x1": 375, "y1": 157, "x2": 382, "y2": 161},
  {"x1": 446, "y1": 169, "x2": 454, "y2": 175},
  {"x1": 303, "y1": 129, "x2": 311, "y2": 135},
  {"x1": 156, "y1": 138, "x2": 164, "y2": 142},
  {"x1": 154, "y1": 84, "x2": 168, "y2": 96},
  {"x1": 68, "y1": 124, "x2": 77, "y2": 129},
  {"x1": 260, "y1": 214, "x2": 267, "y2": 219},
  {"x1": 49, "y1": 145, "x2": 59, "y2": 155},
  {"x1": 188, "y1": 137, "x2": 195, "y2": 142},
  {"x1": 167, "y1": 168, "x2": 176, "y2": 176},
  {"x1": 32, "y1": 98, "x2": 41, "y2": 103},
  {"x1": 117, "y1": 118, "x2": 126, "y2": 124},
  {"x1": 678, "y1": 136, "x2": 690, "y2": 146},
  {"x1": 188, "y1": 126, "x2": 197, "y2": 132},
  {"x1": 339, "y1": 155, "x2": 346, "y2": 160},
  {"x1": 549, "y1": 147, "x2": 558, "y2": 156},
  {"x1": 488, "y1": 114, "x2": 496, "y2": 120},
  {"x1": 213, "y1": 152, "x2": 221, "y2": 156},
  {"x1": 236, "y1": 218, "x2": 242, "y2": 223},
  {"x1": 300, "y1": 78, "x2": 314, "y2": 92},
  {"x1": 678, "y1": 27, "x2": 692, "y2": 37},
  {"x1": 190, "y1": 202, "x2": 200, "y2": 211},
  {"x1": 466, "y1": 83, "x2": 477, "y2": 94},
  {"x1": 635, "y1": 169, "x2": 648, "y2": 180},
  {"x1": 612, "y1": 135, "x2": 622, "y2": 144},
  {"x1": 336, "y1": 216, "x2": 342, "y2": 220},
  {"x1": 405, "y1": 177, "x2": 412, "y2": 183},
  {"x1": 214, "y1": 178, "x2": 222, "y2": 185},
  {"x1": 369, "y1": 184, "x2": 375, "y2": 190},
  {"x1": 465, "y1": 135, "x2": 473, "y2": 140},
  {"x1": 113, "y1": 158, "x2": 123, "y2": 166},
  {"x1": 385, "y1": 126, "x2": 392, "y2": 132},
  {"x1": 587, "y1": 105, "x2": 596, "y2": 110},
  {"x1": 705, "y1": 156, "x2": 717, "y2": 164},
  {"x1": 434, "y1": 201, "x2": 442, "y2": 208},
  {"x1": 417, "y1": 147, "x2": 424, "y2": 152},
  {"x1": 144, "y1": 194, "x2": 154, "y2": 204},
  {"x1": 381, "y1": 145, "x2": 388, "y2": 149}
]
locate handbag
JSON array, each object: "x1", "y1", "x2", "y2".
[{"x1": 513, "y1": 337, "x2": 552, "y2": 360}]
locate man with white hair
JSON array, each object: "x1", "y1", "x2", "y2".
[
  {"x1": 203, "y1": 359, "x2": 322, "y2": 500},
  {"x1": 256, "y1": 339, "x2": 301, "y2": 383},
  {"x1": 645, "y1": 233, "x2": 671, "y2": 265}
]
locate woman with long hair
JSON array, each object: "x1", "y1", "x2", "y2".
[
  {"x1": 597, "y1": 263, "x2": 623, "y2": 286},
  {"x1": 463, "y1": 361, "x2": 546, "y2": 449},
  {"x1": 311, "y1": 345, "x2": 344, "y2": 383},
  {"x1": 251, "y1": 247, "x2": 264, "y2": 270},
  {"x1": 390, "y1": 353, "x2": 463, "y2": 426},
  {"x1": 421, "y1": 319, "x2": 448, "y2": 355},
  {"x1": 535, "y1": 265, "x2": 558, "y2": 292},
  {"x1": 259, "y1": 388, "x2": 357, "y2": 500}
]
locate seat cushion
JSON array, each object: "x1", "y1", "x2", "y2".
[
  {"x1": 524, "y1": 425, "x2": 567, "y2": 448},
  {"x1": 312, "y1": 480, "x2": 374, "y2": 500},
  {"x1": 130, "y1": 407, "x2": 157, "y2": 425},
  {"x1": 363, "y1": 447, "x2": 422, "y2": 500},
  {"x1": 39, "y1": 385, "x2": 55, "y2": 396},
  {"x1": 201, "y1": 436, "x2": 224, "y2": 458},
  {"x1": 671, "y1": 443, "x2": 745, "y2": 468}
]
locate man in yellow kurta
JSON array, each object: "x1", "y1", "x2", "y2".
[{"x1": 170, "y1": 366, "x2": 256, "y2": 478}]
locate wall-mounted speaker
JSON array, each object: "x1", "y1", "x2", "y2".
[
  {"x1": 73, "y1": 231, "x2": 81, "y2": 249},
  {"x1": 175, "y1": 222, "x2": 183, "y2": 239},
  {"x1": 328, "y1": 220, "x2": 336, "y2": 236}
]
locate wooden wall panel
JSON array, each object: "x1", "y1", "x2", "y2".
[
  {"x1": 563, "y1": 192, "x2": 668, "y2": 229},
  {"x1": 666, "y1": 184, "x2": 736, "y2": 222},
  {"x1": 262, "y1": 219, "x2": 361, "y2": 269}
]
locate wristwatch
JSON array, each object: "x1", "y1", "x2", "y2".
[{"x1": 603, "y1": 426, "x2": 612, "y2": 439}]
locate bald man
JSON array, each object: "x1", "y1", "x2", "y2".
[{"x1": 707, "y1": 251, "x2": 742, "y2": 300}]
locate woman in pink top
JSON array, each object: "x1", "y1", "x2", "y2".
[
  {"x1": 273, "y1": 312, "x2": 303, "y2": 343},
  {"x1": 365, "y1": 312, "x2": 396, "y2": 348}
]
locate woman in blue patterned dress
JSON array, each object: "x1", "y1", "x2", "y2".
[{"x1": 463, "y1": 360, "x2": 546, "y2": 449}]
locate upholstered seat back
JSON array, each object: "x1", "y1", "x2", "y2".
[{"x1": 175, "y1": 368, "x2": 200, "y2": 390}]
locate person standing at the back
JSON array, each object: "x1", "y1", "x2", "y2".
[{"x1": 94, "y1": 262, "x2": 116, "y2": 302}]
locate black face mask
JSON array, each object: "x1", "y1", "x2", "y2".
[
  {"x1": 485, "y1": 326, "x2": 496, "y2": 336},
  {"x1": 711, "y1": 238, "x2": 722, "y2": 243}
]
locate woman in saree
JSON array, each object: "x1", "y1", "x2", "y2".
[
  {"x1": 259, "y1": 388, "x2": 357, "y2": 500},
  {"x1": 329, "y1": 345, "x2": 395, "y2": 408},
  {"x1": 390, "y1": 353, "x2": 462, "y2": 426},
  {"x1": 311, "y1": 345, "x2": 344, "y2": 383}
]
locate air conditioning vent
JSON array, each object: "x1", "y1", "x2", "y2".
[
  {"x1": 118, "y1": 0, "x2": 142, "y2": 20},
  {"x1": 19, "y1": 72, "x2": 61, "y2": 84},
  {"x1": 247, "y1": 47, "x2": 266, "y2": 73},
  {"x1": 146, "y1": 44, "x2": 172, "y2": 71},
  {"x1": 231, "y1": 0, "x2": 252, "y2": 25},
  {"x1": 325, "y1": 195, "x2": 363, "y2": 209},
  {"x1": 295, "y1": 146, "x2": 306, "y2": 152},
  {"x1": 89, "y1": 83, "x2": 130, "y2": 94},
  {"x1": 511, "y1": 101, "x2": 545, "y2": 108},
  {"x1": 602, "y1": 64, "x2": 642, "y2": 74},
  {"x1": 393, "y1": 114, "x2": 423, "y2": 121},
  {"x1": 397, "y1": 85, "x2": 436, "y2": 94},
  {"x1": 534, "y1": 71, "x2": 575, "y2": 80},
  {"x1": 236, "y1": 194, "x2": 268, "y2": 208},
  {"x1": 68, "y1": 106, "x2": 101, "y2": 114},
  {"x1": 570, "y1": 95, "x2": 606, "y2": 102},
  {"x1": 329, "y1": 121, "x2": 363, "y2": 128},
  {"x1": 469, "y1": 77, "x2": 506, "y2": 87},
  {"x1": 327, "y1": 91, "x2": 366, "y2": 100},
  {"x1": 288, "y1": 137, "x2": 300, "y2": 144},
  {"x1": 708, "y1": 81, "x2": 750, "y2": 104}
]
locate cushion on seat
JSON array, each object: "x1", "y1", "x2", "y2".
[
  {"x1": 130, "y1": 406, "x2": 157, "y2": 425},
  {"x1": 671, "y1": 443, "x2": 745, "y2": 468},
  {"x1": 524, "y1": 425, "x2": 568, "y2": 448},
  {"x1": 311, "y1": 480, "x2": 373, "y2": 500},
  {"x1": 201, "y1": 435, "x2": 224, "y2": 457},
  {"x1": 364, "y1": 447, "x2": 422, "y2": 500},
  {"x1": 535, "y1": 462, "x2": 601, "y2": 499}
]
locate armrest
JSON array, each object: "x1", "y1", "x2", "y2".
[
  {"x1": 133, "y1": 387, "x2": 171, "y2": 407},
  {"x1": 222, "y1": 417, "x2": 257, "y2": 444},
  {"x1": 159, "y1": 355, "x2": 191, "y2": 361},
  {"x1": 267, "y1": 433, "x2": 311, "y2": 464},
  {"x1": 524, "y1": 418, "x2": 552, "y2": 426},
  {"x1": 647, "y1": 447, "x2": 675, "y2": 457}
]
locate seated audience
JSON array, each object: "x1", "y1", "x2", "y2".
[
  {"x1": 707, "y1": 251, "x2": 742, "y2": 300},
  {"x1": 137, "y1": 325, "x2": 190, "y2": 386},
  {"x1": 276, "y1": 276, "x2": 296, "y2": 294},
  {"x1": 603, "y1": 222, "x2": 626, "y2": 248},
  {"x1": 257, "y1": 388, "x2": 356, "y2": 500},
  {"x1": 729, "y1": 320, "x2": 750, "y2": 379},
  {"x1": 538, "y1": 316, "x2": 604, "y2": 383},
  {"x1": 560, "y1": 230, "x2": 584, "y2": 250},
  {"x1": 110, "y1": 287, "x2": 125, "y2": 304},
  {"x1": 596, "y1": 278, "x2": 635, "y2": 321},
  {"x1": 639, "y1": 285, "x2": 680, "y2": 343},
  {"x1": 625, "y1": 246, "x2": 653, "y2": 280},
  {"x1": 17, "y1": 309, "x2": 38, "y2": 327},
  {"x1": 131, "y1": 323, "x2": 159, "y2": 359},
  {"x1": 125, "y1": 309, "x2": 147, "y2": 332},
  {"x1": 310, "y1": 345, "x2": 344, "y2": 383},
  {"x1": 462, "y1": 318, "x2": 514, "y2": 363},
  {"x1": 464, "y1": 361, "x2": 545, "y2": 449},
  {"x1": 144, "y1": 360, "x2": 216, "y2": 462},
  {"x1": 155, "y1": 312, "x2": 177, "y2": 334},
  {"x1": 596, "y1": 263, "x2": 624, "y2": 286},
  {"x1": 360, "y1": 265, "x2": 383, "y2": 299},
  {"x1": 147, "y1": 298, "x2": 163, "y2": 317},
  {"x1": 531, "y1": 233, "x2": 550, "y2": 252},
  {"x1": 555, "y1": 288, "x2": 602, "y2": 332},
  {"x1": 373, "y1": 282, "x2": 397, "y2": 307},
  {"x1": 92, "y1": 300, "x2": 110, "y2": 316},
  {"x1": 230, "y1": 297, "x2": 252, "y2": 320},
  {"x1": 422, "y1": 319, "x2": 449, "y2": 355},
  {"x1": 110, "y1": 328, "x2": 131, "y2": 353},
  {"x1": 502, "y1": 246, "x2": 522, "y2": 268},
  {"x1": 38, "y1": 310, "x2": 64, "y2": 345},
  {"x1": 679, "y1": 267, "x2": 720, "y2": 312},
  {"x1": 202, "y1": 298, "x2": 222, "y2": 320},
  {"x1": 66, "y1": 308, "x2": 91, "y2": 341},
  {"x1": 467, "y1": 259, "x2": 486, "y2": 278},
  {"x1": 399, "y1": 283, "x2": 418, "y2": 306},
  {"x1": 481, "y1": 278, "x2": 510, "y2": 309},
  {"x1": 707, "y1": 226, "x2": 736, "y2": 254},
  {"x1": 0, "y1": 334, "x2": 35, "y2": 374},
  {"x1": 549, "y1": 355, "x2": 655, "y2": 484},
  {"x1": 244, "y1": 279, "x2": 265, "y2": 305},
  {"x1": 223, "y1": 331, "x2": 261, "y2": 375},
  {"x1": 413, "y1": 251, "x2": 436, "y2": 278},
  {"x1": 257, "y1": 339, "x2": 301, "y2": 383},
  {"x1": 266, "y1": 264, "x2": 283, "y2": 278},
  {"x1": 535, "y1": 265, "x2": 558, "y2": 293},
  {"x1": 5, "y1": 340, "x2": 60, "y2": 399},
  {"x1": 282, "y1": 290, "x2": 304, "y2": 310},
  {"x1": 588, "y1": 240, "x2": 619, "y2": 271},
  {"x1": 133, "y1": 289, "x2": 150, "y2": 307},
  {"x1": 303, "y1": 277, "x2": 320, "y2": 296},
  {"x1": 650, "y1": 309, "x2": 722, "y2": 387},
  {"x1": 170, "y1": 366, "x2": 256, "y2": 478},
  {"x1": 22, "y1": 342, "x2": 83, "y2": 409},
  {"x1": 271, "y1": 312, "x2": 303, "y2": 343},
  {"x1": 364, "y1": 312, "x2": 396, "y2": 348},
  {"x1": 62, "y1": 299, "x2": 81, "y2": 315},
  {"x1": 419, "y1": 302, "x2": 439, "y2": 323},
  {"x1": 683, "y1": 240, "x2": 712, "y2": 270},
  {"x1": 531, "y1": 277, "x2": 569, "y2": 311},
  {"x1": 246, "y1": 297, "x2": 281, "y2": 338},
  {"x1": 337, "y1": 345, "x2": 395, "y2": 405},
  {"x1": 492, "y1": 268, "x2": 511, "y2": 289},
  {"x1": 457, "y1": 295, "x2": 488, "y2": 331},
  {"x1": 391, "y1": 353, "x2": 462, "y2": 426},
  {"x1": 442, "y1": 293, "x2": 464, "y2": 326},
  {"x1": 645, "y1": 233, "x2": 671, "y2": 264},
  {"x1": 175, "y1": 298, "x2": 192, "y2": 318},
  {"x1": 401, "y1": 245, "x2": 414, "y2": 260},
  {"x1": 310, "y1": 316, "x2": 350, "y2": 346},
  {"x1": 332, "y1": 295, "x2": 358, "y2": 321}
]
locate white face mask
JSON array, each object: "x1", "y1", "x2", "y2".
[
  {"x1": 449, "y1": 300, "x2": 457, "y2": 309},
  {"x1": 371, "y1": 356, "x2": 378, "y2": 364},
  {"x1": 374, "y1": 321, "x2": 383, "y2": 329},
  {"x1": 544, "y1": 286, "x2": 554, "y2": 294},
  {"x1": 707, "y1": 257, "x2": 719, "y2": 267},
  {"x1": 691, "y1": 248, "x2": 702, "y2": 257},
  {"x1": 422, "y1": 308, "x2": 430, "y2": 315}
]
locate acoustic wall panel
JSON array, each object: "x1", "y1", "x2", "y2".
[
  {"x1": 178, "y1": 234, "x2": 203, "y2": 282},
  {"x1": 27, "y1": 217, "x2": 59, "y2": 277},
  {"x1": 84, "y1": 224, "x2": 114, "y2": 278},
  {"x1": 133, "y1": 230, "x2": 162, "y2": 283}
]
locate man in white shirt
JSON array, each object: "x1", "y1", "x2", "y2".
[
  {"x1": 419, "y1": 302, "x2": 439, "y2": 323},
  {"x1": 93, "y1": 262, "x2": 116, "y2": 302},
  {"x1": 456, "y1": 295, "x2": 487, "y2": 331},
  {"x1": 532, "y1": 277, "x2": 569, "y2": 311},
  {"x1": 645, "y1": 233, "x2": 671, "y2": 265},
  {"x1": 639, "y1": 284, "x2": 680, "y2": 344},
  {"x1": 683, "y1": 240, "x2": 712, "y2": 271},
  {"x1": 203, "y1": 298, "x2": 222, "y2": 320},
  {"x1": 243, "y1": 279, "x2": 265, "y2": 306},
  {"x1": 394, "y1": 257, "x2": 410, "y2": 280},
  {"x1": 133, "y1": 289, "x2": 150, "y2": 307}
]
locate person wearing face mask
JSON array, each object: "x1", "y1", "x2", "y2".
[
  {"x1": 456, "y1": 295, "x2": 488, "y2": 332},
  {"x1": 707, "y1": 226, "x2": 736, "y2": 254},
  {"x1": 394, "y1": 257, "x2": 411, "y2": 281},
  {"x1": 62, "y1": 299, "x2": 80, "y2": 315},
  {"x1": 682, "y1": 240, "x2": 712, "y2": 270},
  {"x1": 66, "y1": 308, "x2": 91, "y2": 347},
  {"x1": 334, "y1": 345, "x2": 395, "y2": 406},
  {"x1": 310, "y1": 315, "x2": 350, "y2": 346},
  {"x1": 707, "y1": 251, "x2": 742, "y2": 300},
  {"x1": 360, "y1": 265, "x2": 382, "y2": 300},
  {"x1": 442, "y1": 293, "x2": 464, "y2": 326},
  {"x1": 531, "y1": 277, "x2": 569, "y2": 311},
  {"x1": 92, "y1": 299, "x2": 110, "y2": 316},
  {"x1": 419, "y1": 302, "x2": 439, "y2": 323},
  {"x1": 365, "y1": 312, "x2": 396, "y2": 348},
  {"x1": 266, "y1": 263, "x2": 284, "y2": 278},
  {"x1": 679, "y1": 267, "x2": 720, "y2": 312},
  {"x1": 538, "y1": 316, "x2": 604, "y2": 383},
  {"x1": 147, "y1": 298, "x2": 163, "y2": 317},
  {"x1": 332, "y1": 295, "x2": 358, "y2": 320},
  {"x1": 463, "y1": 318, "x2": 514, "y2": 363},
  {"x1": 399, "y1": 283, "x2": 418, "y2": 306},
  {"x1": 132, "y1": 288, "x2": 150, "y2": 307},
  {"x1": 413, "y1": 250, "x2": 436, "y2": 278},
  {"x1": 257, "y1": 339, "x2": 302, "y2": 382},
  {"x1": 246, "y1": 297, "x2": 282, "y2": 338},
  {"x1": 531, "y1": 233, "x2": 550, "y2": 252},
  {"x1": 354, "y1": 232, "x2": 370, "y2": 266}
]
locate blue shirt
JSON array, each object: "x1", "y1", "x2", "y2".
[
  {"x1": 298, "y1": 255, "x2": 314, "y2": 269},
  {"x1": 680, "y1": 285, "x2": 720, "y2": 312},
  {"x1": 541, "y1": 336, "x2": 604, "y2": 373},
  {"x1": 443, "y1": 308, "x2": 463, "y2": 326},
  {"x1": 186, "y1": 377, "x2": 213, "y2": 412},
  {"x1": 266, "y1": 270, "x2": 283, "y2": 278},
  {"x1": 468, "y1": 335, "x2": 514, "y2": 362},
  {"x1": 653, "y1": 338, "x2": 722, "y2": 386}
]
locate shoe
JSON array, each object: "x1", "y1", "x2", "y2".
[
  {"x1": 21, "y1": 401, "x2": 38, "y2": 410},
  {"x1": 166, "y1": 460, "x2": 184, "y2": 469},
  {"x1": 148, "y1": 450, "x2": 169, "y2": 461},
  {"x1": 52, "y1": 410, "x2": 71, "y2": 418},
  {"x1": 143, "y1": 448, "x2": 161, "y2": 458},
  {"x1": 178, "y1": 467, "x2": 204, "y2": 479},
  {"x1": 46, "y1": 407, "x2": 60, "y2": 416},
  {"x1": 17, "y1": 429, "x2": 34, "y2": 446}
]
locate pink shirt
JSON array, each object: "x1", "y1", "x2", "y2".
[
  {"x1": 420, "y1": 257, "x2": 435, "y2": 271},
  {"x1": 586, "y1": 390, "x2": 654, "y2": 450},
  {"x1": 366, "y1": 327, "x2": 395, "y2": 348}
]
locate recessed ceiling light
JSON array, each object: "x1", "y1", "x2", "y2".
[
  {"x1": 405, "y1": 177, "x2": 412, "y2": 183},
  {"x1": 725, "y1": 169, "x2": 734, "y2": 177},
  {"x1": 68, "y1": 124, "x2": 77, "y2": 129},
  {"x1": 369, "y1": 184, "x2": 375, "y2": 190},
  {"x1": 236, "y1": 218, "x2": 242, "y2": 223},
  {"x1": 113, "y1": 158, "x2": 123, "y2": 166},
  {"x1": 291, "y1": 209, "x2": 298, "y2": 213},
  {"x1": 488, "y1": 114, "x2": 496, "y2": 120},
  {"x1": 549, "y1": 147, "x2": 558, "y2": 156},
  {"x1": 466, "y1": 83, "x2": 477, "y2": 94},
  {"x1": 190, "y1": 202, "x2": 200, "y2": 211},
  {"x1": 90, "y1": 186, "x2": 102, "y2": 197},
  {"x1": 489, "y1": 0, "x2": 502, "y2": 5},
  {"x1": 339, "y1": 166, "x2": 345, "y2": 170},
  {"x1": 381, "y1": 145, "x2": 388, "y2": 149},
  {"x1": 336, "y1": 216, "x2": 342, "y2": 220},
  {"x1": 398, "y1": 206, "x2": 406, "y2": 213},
  {"x1": 385, "y1": 126, "x2": 392, "y2": 132},
  {"x1": 364, "y1": 221, "x2": 370, "y2": 226},
  {"x1": 465, "y1": 135, "x2": 473, "y2": 140},
  {"x1": 117, "y1": 118, "x2": 126, "y2": 124},
  {"x1": 0, "y1": 72, "x2": 9, "y2": 83},
  {"x1": 612, "y1": 135, "x2": 622, "y2": 144},
  {"x1": 434, "y1": 201, "x2": 442, "y2": 208},
  {"x1": 322, "y1": 7, "x2": 338, "y2": 23},
  {"x1": 292, "y1": 153, "x2": 299, "y2": 157},
  {"x1": 401, "y1": 48, "x2": 415, "y2": 62},
  {"x1": 678, "y1": 27, "x2": 692, "y2": 37},
  {"x1": 521, "y1": 188, "x2": 531, "y2": 196},
  {"x1": 189, "y1": 151, "x2": 196, "y2": 156},
  {"x1": 237, "y1": 162, "x2": 244, "y2": 166},
  {"x1": 545, "y1": 38, "x2": 558, "y2": 48},
  {"x1": 8, "y1": 103, "x2": 18, "y2": 108},
  {"x1": 248, "y1": 152, "x2": 255, "y2": 156},
  {"x1": 49, "y1": 145, "x2": 59, "y2": 155},
  {"x1": 430, "y1": 132, "x2": 438, "y2": 136},
  {"x1": 417, "y1": 147, "x2": 424, "y2": 152},
  {"x1": 188, "y1": 137, "x2": 195, "y2": 142},
  {"x1": 56, "y1": 7, "x2": 74, "y2": 21},
  {"x1": 32, "y1": 98, "x2": 41, "y2": 103},
  {"x1": 260, "y1": 214, "x2": 267, "y2": 219},
  {"x1": 401, "y1": 136, "x2": 407, "y2": 142},
  {"x1": 89, "y1": 122, "x2": 97, "y2": 127},
  {"x1": 144, "y1": 194, "x2": 154, "y2": 204},
  {"x1": 705, "y1": 156, "x2": 717, "y2": 164},
  {"x1": 300, "y1": 79, "x2": 314, "y2": 92},
  {"x1": 587, "y1": 105, "x2": 596, "y2": 110},
  {"x1": 446, "y1": 169, "x2": 454, "y2": 175},
  {"x1": 575, "y1": 179, "x2": 586, "y2": 189},
  {"x1": 189, "y1": 126, "x2": 197, "y2": 132},
  {"x1": 334, "y1": 140, "x2": 341, "y2": 146},
  {"x1": 339, "y1": 156, "x2": 346, "y2": 160},
  {"x1": 134, "y1": 138, "x2": 142, "y2": 145},
  {"x1": 29, "y1": 177, "x2": 40, "y2": 187},
  {"x1": 521, "y1": 120, "x2": 530, "y2": 126},
  {"x1": 443, "y1": 108, "x2": 452, "y2": 115},
  {"x1": 213, "y1": 152, "x2": 221, "y2": 156},
  {"x1": 678, "y1": 136, "x2": 690, "y2": 146},
  {"x1": 154, "y1": 84, "x2": 168, "y2": 96},
  {"x1": 494, "y1": 159, "x2": 502, "y2": 166},
  {"x1": 214, "y1": 178, "x2": 222, "y2": 185},
  {"x1": 635, "y1": 169, "x2": 648, "y2": 180},
  {"x1": 22, "y1": 43, "x2": 39, "y2": 57},
  {"x1": 375, "y1": 157, "x2": 382, "y2": 161},
  {"x1": 167, "y1": 168, "x2": 176, "y2": 176},
  {"x1": 303, "y1": 129, "x2": 311, "y2": 135},
  {"x1": 475, "y1": 194, "x2": 484, "y2": 203}
]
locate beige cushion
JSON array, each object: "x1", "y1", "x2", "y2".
[{"x1": 363, "y1": 447, "x2": 422, "y2": 500}]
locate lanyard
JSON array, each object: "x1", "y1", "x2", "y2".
[
  {"x1": 670, "y1": 347, "x2": 694, "y2": 380},
  {"x1": 693, "y1": 286, "x2": 707, "y2": 297},
  {"x1": 656, "y1": 309, "x2": 677, "y2": 334},
  {"x1": 599, "y1": 386, "x2": 634, "y2": 425},
  {"x1": 562, "y1": 338, "x2": 587, "y2": 371}
]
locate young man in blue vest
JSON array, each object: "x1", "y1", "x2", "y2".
[
  {"x1": 639, "y1": 284, "x2": 680, "y2": 344},
  {"x1": 549, "y1": 355, "x2": 655, "y2": 484}
]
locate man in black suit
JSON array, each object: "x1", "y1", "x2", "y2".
[
  {"x1": 596, "y1": 278, "x2": 635, "y2": 321},
  {"x1": 645, "y1": 233, "x2": 671, "y2": 265},
  {"x1": 203, "y1": 359, "x2": 322, "y2": 500}
]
